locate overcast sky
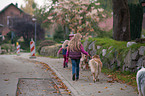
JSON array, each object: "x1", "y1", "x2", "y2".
[{"x1": 0, "y1": 0, "x2": 47, "y2": 10}]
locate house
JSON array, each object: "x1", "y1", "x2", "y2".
[{"x1": 0, "y1": 3, "x2": 31, "y2": 36}]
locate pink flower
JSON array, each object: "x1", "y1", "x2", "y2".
[
  {"x1": 47, "y1": 16, "x2": 53, "y2": 19},
  {"x1": 98, "y1": 8, "x2": 104, "y2": 12},
  {"x1": 51, "y1": 20, "x2": 54, "y2": 22},
  {"x1": 95, "y1": 3, "x2": 100, "y2": 5},
  {"x1": 79, "y1": 20, "x2": 82, "y2": 25}
]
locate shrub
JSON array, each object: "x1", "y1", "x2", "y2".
[
  {"x1": 53, "y1": 24, "x2": 65, "y2": 43},
  {"x1": 38, "y1": 40, "x2": 56, "y2": 54},
  {"x1": 1, "y1": 44, "x2": 15, "y2": 52},
  {"x1": 19, "y1": 41, "x2": 30, "y2": 52}
]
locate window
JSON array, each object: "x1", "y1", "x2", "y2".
[{"x1": 7, "y1": 16, "x2": 13, "y2": 27}]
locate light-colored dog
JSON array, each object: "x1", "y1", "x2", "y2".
[
  {"x1": 136, "y1": 67, "x2": 145, "y2": 96},
  {"x1": 88, "y1": 55, "x2": 102, "y2": 82},
  {"x1": 80, "y1": 54, "x2": 88, "y2": 70}
]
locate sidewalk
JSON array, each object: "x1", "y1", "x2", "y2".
[{"x1": 19, "y1": 53, "x2": 138, "y2": 96}]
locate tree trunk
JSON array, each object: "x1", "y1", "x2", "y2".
[{"x1": 113, "y1": 0, "x2": 131, "y2": 41}]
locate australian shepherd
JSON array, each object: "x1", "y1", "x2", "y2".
[
  {"x1": 88, "y1": 55, "x2": 102, "y2": 82},
  {"x1": 136, "y1": 67, "x2": 145, "y2": 96},
  {"x1": 80, "y1": 54, "x2": 89, "y2": 70}
]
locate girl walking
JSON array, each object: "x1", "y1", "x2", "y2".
[
  {"x1": 66, "y1": 33, "x2": 90, "y2": 81},
  {"x1": 57, "y1": 40, "x2": 69, "y2": 68}
]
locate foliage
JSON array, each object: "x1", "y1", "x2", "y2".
[
  {"x1": 21, "y1": 0, "x2": 37, "y2": 15},
  {"x1": 89, "y1": 38, "x2": 136, "y2": 70},
  {"x1": 46, "y1": 0, "x2": 106, "y2": 36},
  {"x1": 31, "y1": 0, "x2": 59, "y2": 39},
  {"x1": 128, "y1": 0, "x2": 139, "y2": 4},
  {"x1": 95, "y1": 29, "x2": 113, "y2": 38},
  {"x1": 1, "y1": 44, "x2": 15, "y2": 52},
  {"x1": 0, "y1": 33, "x2": 10, "y2": 45},
  {"x1": 33, "y1": 4, "x2": 51, "y2": 24},
  {"x1": 102, "y1": 68, "x2": 137, "y2": 88},
  {"x1": 129, "y1": 3, "x2": 143, "y2": 40},
  {"x1": 37, "y1": 40, "x2": 56, "y2": 54},
  {"x1": 53, "y1": 24, "x2": 65, "y2": 43},
  {"x1": 12, "y1": 18, "x2": 45, "y2": 42},
  {"x1": 19, "y1": 41, "x2": 30, "y2": 52},
  {"x1": 87, "y1": 37, "x2": 145, "y2": 71},
  {"x1": 97, "y1": 0, "x2": 112, "y2": 17}
]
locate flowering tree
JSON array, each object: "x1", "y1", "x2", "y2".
[{"x1": 47, "y1": 0, "x2": 106, "y2": 36}]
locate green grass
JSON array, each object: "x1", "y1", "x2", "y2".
[{"x1": 102, "y1": 68, "x2": 137, "y2": 90}]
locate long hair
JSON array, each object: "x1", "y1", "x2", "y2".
[
  {"x1": 68, "y1": 33, "x2": 82, "y2": 52},
  {"x1": 62, "y1": 40, "x2": 69, "y2": 49}
]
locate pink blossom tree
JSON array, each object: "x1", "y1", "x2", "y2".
[{"x1": 47, "y1": 0, "x2": 106, "y2": 37}]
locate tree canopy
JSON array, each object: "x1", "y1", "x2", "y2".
[{"x1": 45, "y1": 0, "x2": 106, "y2": 37}]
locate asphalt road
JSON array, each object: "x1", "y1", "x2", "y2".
[{"x1": 0, "y1": 55, "x2": 70, "y2": 96}]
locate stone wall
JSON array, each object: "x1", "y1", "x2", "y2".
[
  {"x1": 83, "y1": 40, "x2": 145, "y2": 72},
  {"x1": 40, "y1": 40, "x2": 145, "y2": 72}
]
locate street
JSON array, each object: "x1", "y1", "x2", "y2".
[
  {"x1": 0, "y1": 53, "x2": 138, "y2": 96},
  {"x1": 0, "y1": 55, "x2": 70, "y2": 96}
]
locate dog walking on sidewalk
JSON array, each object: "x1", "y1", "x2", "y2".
[
  {"x1": 80, "y1": 54, "x2": 89, "y2": 70},
  {"x1": 88, "y1": 55, "x2": 102, "y2": 82}
]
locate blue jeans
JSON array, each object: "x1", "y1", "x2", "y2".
[{"x1": 71, "y1": 59, "x2": 80, "y2": 78}]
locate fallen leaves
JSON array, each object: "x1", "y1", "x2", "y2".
[
  {"x1": 89, "y1": 83, "x2": 92, "y2": 85},
  {"x1": 104, "y1": 87, "x2": 108, "y2": 89},
  {"x1": 61, "y1": 92, "x2": 69, "y2": 94},
  {"x1": 107, "y1": 80, "x2": 114, "y2": 83},
  {"x1": 120, "y1": 88, "x2": 124, "y2": 90},
  {"x1": 27, "y1": 61, "x2": 71, "y2": 95},
  {"x1": 98, "y1": 91, "x2": 101, "y2": 93},
  {"x1": 4, "y1": 79, "x2": 9, "y2": 81},
  {"x1": 104, "y1": 70, "x2": 137, "y2": 88},
  {"x1": 107, "y1": 75, "x2": 113, "y2": 78},
  {"x1": 42, "y1": 90, "x2": 46, "y2": 92}
]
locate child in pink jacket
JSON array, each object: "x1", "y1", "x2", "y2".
[{"x1": 57, "y1": 40, "x2": 69, "y2": 68}]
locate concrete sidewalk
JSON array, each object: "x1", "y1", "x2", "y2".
[{"x1": 19, "y1": 53, "x2": 138, "y2": 96}]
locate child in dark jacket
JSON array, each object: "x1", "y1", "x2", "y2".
[
  {"x1": 66, "y1": 33, "x2": 90, "y2": 81},
  {"x1": 57, "y1": 40, "x2": 69, "y2": 68}
]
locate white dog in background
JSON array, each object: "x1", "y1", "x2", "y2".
[
  {"x1": 136, "y1": 67, "x2": 145, "y2": 96},
  {"x1": 89, "y1": 55, "x2": 102, "y2": 82}
]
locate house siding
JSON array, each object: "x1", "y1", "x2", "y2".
[{"x1": 0, "y1": 3, "x2": 29, "y2": 35}]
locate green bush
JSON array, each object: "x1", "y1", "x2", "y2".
[
  {"x1": 19, "y1": 41, "x2": 30, "y2": 52},
  {"x1": 1, "y1": 44, "x2": 15, "y2": 52},
  {"x1": 53, "y1": 24, "x2": 65, "y2": 43},
  {"x1": 37, "y1": 40, "x2": 56, "y2": 54}
]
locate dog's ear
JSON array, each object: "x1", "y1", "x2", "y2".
[{"x1": 93, "y1": 55, "x2": 100, "y2": 58}]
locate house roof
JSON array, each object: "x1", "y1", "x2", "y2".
[{"x1": 0, "y1": 3, "x2": 24, "y2": 14}]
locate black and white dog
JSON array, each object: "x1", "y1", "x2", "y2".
[{"x1": 136, "y1": 67, "x2": 145, "y2": 96}]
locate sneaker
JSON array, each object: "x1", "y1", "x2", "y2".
[
  {"x1": 72, "y1": 74, "x2": 75, "y2": 81},
  {"x1": 65, "y1": 62, "x2": 68, "y2": 67},
  {"x1": 76, "y1": 77, "x2": 79, "y2": 81},
  {"x1": 63, "y1": 66, "x2": 65, "y2": 68}
]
